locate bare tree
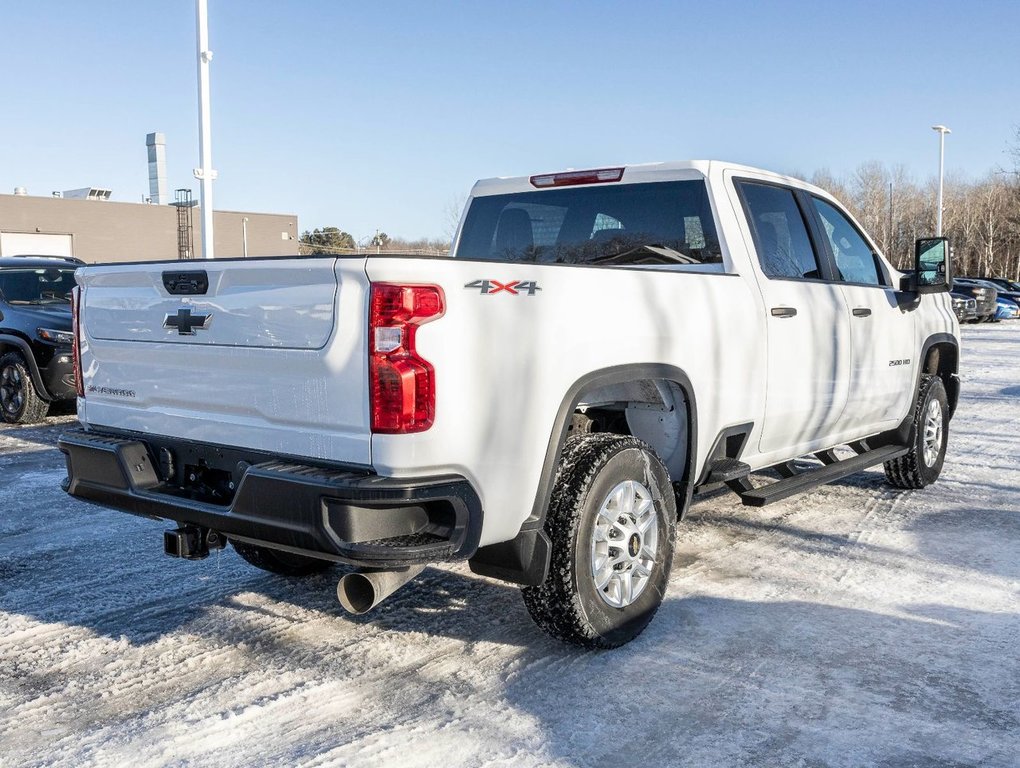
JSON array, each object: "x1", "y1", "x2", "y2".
[
  {"x1": 812, "y1": 159, "x2": 1019, "y2": 278},
  {"x1": 443, "y1": 194, "x2": 468, "y2": 244}
]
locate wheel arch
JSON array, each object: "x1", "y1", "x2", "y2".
[
  {"x1": 875, "y1": 332, "x2": 960, "y2": 451},
  {"x1": 0, "y1": 333, "x2": 52, "y2": 402},
  {"x1": 532, "y1": 364, "x2": 699, "y2": 519},
  {"x1": 469, "y1": 363, "x2": 698, "y2": 587},
  {"x1": 919, "y1": 333, "x2": 959, "y2": 419}
]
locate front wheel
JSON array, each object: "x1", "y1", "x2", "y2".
[
  {"x1": 884, "y1": 374, "x2": 949, "y2": 489},
  {"x1": 522, "y1": 434, "x2": 677, "y2": 649},
  {"x1": 0, "y1": 352, "x2": 49, "y2": 425}
]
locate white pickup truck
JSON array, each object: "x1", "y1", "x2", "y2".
[{"x1": 60, "y1": 161, "x2": 959, "y2": 648}]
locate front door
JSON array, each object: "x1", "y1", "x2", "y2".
[{"x1": 807, "y1": 196, "x2": 916, "y2": 431}]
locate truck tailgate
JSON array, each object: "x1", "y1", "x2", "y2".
[{"x1": 78, "y1": 257, "x2": 372, "y2": 465}]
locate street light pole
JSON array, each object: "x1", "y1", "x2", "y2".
[
  {"x1": 242, "y1": 217, "x2": 249, "y2": 258},
  {"x1": 195, "y1": 0, "x2": 217, "y2": 259},
  {"x1": 932, "y1": 124, "x2": 951, "y2": 236}
]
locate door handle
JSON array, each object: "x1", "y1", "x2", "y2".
[
  {"x1": 770, "y1": 307, "x2": 798, "y2": 318},
  {"x1": 852, "y1": 307, "x2": 872, "y2": 317}
]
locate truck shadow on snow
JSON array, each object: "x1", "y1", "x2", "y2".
[
  {"x1": 0, "y1": 515, "x2": 534, "y2": 647},
  {"x1": 3, "y1": 506, "x2": 1018, "y2": 765},
  {"x1": 3, "y1": 498, "x2": 1017, "y2": 643}
]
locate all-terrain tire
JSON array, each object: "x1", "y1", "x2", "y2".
[
  {"x1": 232, "y1": 540, "x2": 336, "y2": 577},
  {"x1": 884, "y1": 374, "x2": 949, "y2": 489},
  {"x1": 521, "y1": 433, "x2": 677, "y2": 649},
  {"x1": 0, "y1": 352, "x2": 49, "y2": 425}
]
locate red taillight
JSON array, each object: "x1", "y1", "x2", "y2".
[
  {"x1": 71, "y1": 286, "x2": 84, "y2": 398},
  {"x1": 529, "y1": 167, "x2": 624, "y2": 188},
  {"x1": 369, "y1": 283, "x2": 444, "y2": 433}
]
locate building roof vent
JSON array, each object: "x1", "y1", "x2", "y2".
[{"x1": 62, "y1": 187, "x2": 112, "y2": 201}]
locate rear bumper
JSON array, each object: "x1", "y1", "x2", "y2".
[{"x1": 58, "y1": 428, "x2": 482, "y2": 568}]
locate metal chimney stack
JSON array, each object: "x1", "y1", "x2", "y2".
[{"x1": 146, "y1": 132, "x2": 168, "y2": 205}]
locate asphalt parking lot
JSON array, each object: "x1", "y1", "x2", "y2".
[{"x1": 1, "y1": 325, "x2": 1018, "y2": 768}]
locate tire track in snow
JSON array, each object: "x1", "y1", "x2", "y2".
[{"x1": 834, "y1": 488, "x2": 906, "y2": 584}]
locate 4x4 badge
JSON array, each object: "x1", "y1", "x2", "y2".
[
  {"x1": 164, "y1": 308, "x2": 211, "y2": 335},
  {"x1": 464, "y1": 279, "x2": 541, "y2": 296}
]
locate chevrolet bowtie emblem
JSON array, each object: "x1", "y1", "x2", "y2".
[{"x1": 164, "y1": 308, "x2": 211, "y2": 335}]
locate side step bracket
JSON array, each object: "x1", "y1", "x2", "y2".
[{"x1": 731, "y1": 445, "x2": 910, "y2": 508}]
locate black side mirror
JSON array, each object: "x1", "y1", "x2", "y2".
[{"x1": 907, "y1": 237, "x2": 951, "y2": 294}]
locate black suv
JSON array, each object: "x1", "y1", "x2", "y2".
[{"x1": 0, "y1": 256, "x2": 79, "y2": 423}]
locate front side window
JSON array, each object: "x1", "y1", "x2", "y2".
[
  {"x1": 811, "y1": 198, "x2": 885, "y2": 286},
  {"x1": 738, "y1": 182, "x2": 821, "y2": 280},
  {"x1": 0, "y1": 268, "x2": 76, "y2": 304},
  {"x1": 454, "y1": 180, "x2": 722, "y2": 266}
]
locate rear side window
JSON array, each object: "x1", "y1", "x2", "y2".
[
  {"x1": 454, "y1": 180, "x2": 722, "y2": 266},
  {"x1": 811, "y1": 197, "x2": 886, "y2": 286},
  {"x1": 738, "y1": 182, "x2": 821, "y2": 280}
]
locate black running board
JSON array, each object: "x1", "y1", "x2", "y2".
[{"x1": 725, "y1": 445, "x2": 910, "y2": 507}]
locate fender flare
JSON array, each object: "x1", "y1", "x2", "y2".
[
  {"x1": 918, "y1": 332, "x2": 960, "y2": 417},
  {"x1": 0, "y1": 333, "x2": 52, "y2": 402},
  {"x1": 529, "y1": 363, "x2": 699, "y2": 521},
  {"x1": 469, "y1": 363, "x2": 699, "y2": 586}
]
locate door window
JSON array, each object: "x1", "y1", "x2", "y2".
[
  {"x1": 738, "y1": 182, "x2": 822, "y2": 280},
  {"x1": 811, "y1": 198, "x2": 886, "y2": 286}
]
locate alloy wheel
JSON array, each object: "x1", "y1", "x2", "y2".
[
  {"x1": 0, "y1": 364, "x2": 25, "y2": 415},
  {"x1": 590, "y1": 479, "x2": 659, "y2": 608},
  {"x1": 922, "y1": 398, "x2": 943, "y2": 467}
]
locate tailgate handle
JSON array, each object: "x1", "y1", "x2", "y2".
[{"x1": 163, "y1": 270, "x2": 209, "y2": 295}]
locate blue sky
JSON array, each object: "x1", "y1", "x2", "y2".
[{"x1": 1, "y1": 1, "x2": 1017, "y2": 240}]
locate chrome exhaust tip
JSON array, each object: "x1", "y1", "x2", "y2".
[{"x1": 336, "y1": 565, "x2": 426, "y2": 615}]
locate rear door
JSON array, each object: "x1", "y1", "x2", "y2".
[
  {"x1": 733, "y1": 179, "x2": 851, "y2": 454},
  {"x1": 79, "y1": 257, "x2": 373, "y2": 465}
]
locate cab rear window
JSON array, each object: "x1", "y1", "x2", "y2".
[{"x1": 454, "y1": 181, "x2": 721, "y2": 266}]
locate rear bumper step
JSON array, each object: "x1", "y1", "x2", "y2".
[
  {"x1": 59, "y1": 428, "x2": 482, "y2": 568},
  {"x1": 726, "y1": 444, "x2": 909, "y2": 507}
]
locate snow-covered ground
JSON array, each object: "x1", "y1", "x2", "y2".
[{"x1": 1, "y1": 325, "x2": 1018, "y2": 768}]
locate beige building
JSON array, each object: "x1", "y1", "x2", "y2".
[{"x1": 0, "y1": 192, "x2": 299, "y2": 263}]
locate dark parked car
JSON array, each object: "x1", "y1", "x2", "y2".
[
  {"x1": 951, "y1": 278, "x2": 998, "y2": 322},
  {"x1": 972, "y1": 276, "x2": 1018, "y2": 290},
  {"x1": 951, "y1": 292, "x2": 978, "y2": 323},
  {"x1": 7, "y1": 253, "x2": 85, "y2": 266},
  {"x1": 966, "y1": 276, "x2": 1020, "y2": 308},
  {"x1": 0, "y1": 256, "x2": 78, "y2": 423}
]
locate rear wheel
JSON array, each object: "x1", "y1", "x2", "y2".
[
  {"x1": 884, "y1": 374, "x2": 948, "y2": 489},
  {"x1": 0, "y1": 352, "x2": 49, "y2": 425},
  {"x1": 522, "y1": 433, "x2": 677, "y2": 649},
  {"x1": 231, "y1": 540, "x2": 336, "y2": 577}
]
